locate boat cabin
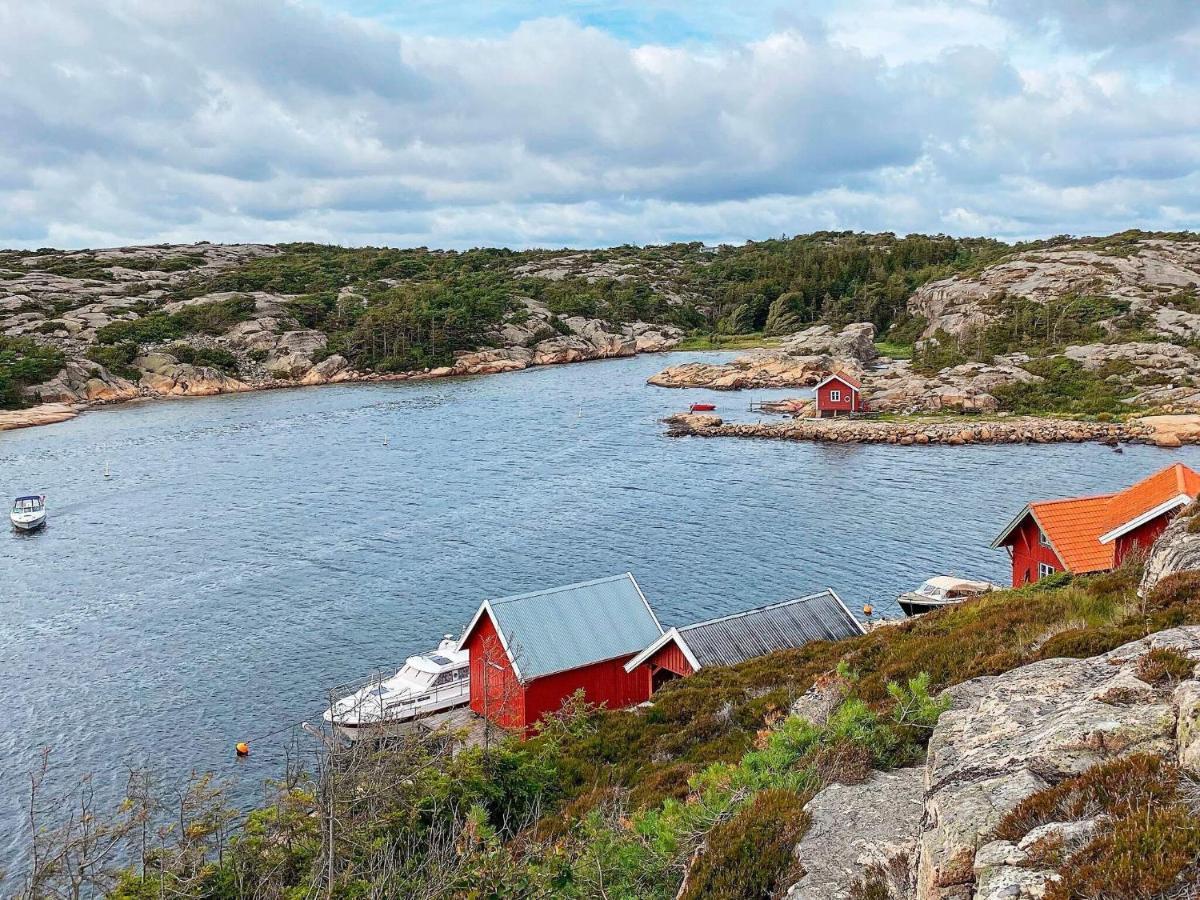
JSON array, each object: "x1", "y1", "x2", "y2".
[
  {"x1": 623, "y1": 590, "x2": 864, "y2": 693},
  {"x1": 897, "y1": 576, "x2": 995, "y2": 617},
  {"x1": 992, "y1": 463, "x2": 1200, "y2": 587},
  {"x1": 457, "y1": 573, "x2": 663, "y2": 732},
  {"x1": 814, "y1": 372, "x2": 864, "y2": 417},
  {"x1": 12, "y1": 495, "x2": 44, "y2": 514}
]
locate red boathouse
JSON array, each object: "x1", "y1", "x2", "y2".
[
  {"x1": 624, "y1": 590, "x2": 864, "y2": 694},
  {"x1": 814, "y1": 372, "x2": 864, "y2": 417},
  {"x1": 457, "y1": 573, "x2": 664, "y2": 732},
  {"x1": 991, "y1": 463, "x2": 1200, "y2": 587}
]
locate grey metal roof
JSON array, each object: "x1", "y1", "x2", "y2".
[
  {"x1": 676, "y1": 590, "x2": 863, "y2": 668},
  {"x1": 466, "y1": 573, "x2": 663, "y2": 681}
]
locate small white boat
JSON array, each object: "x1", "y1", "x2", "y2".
[
  {"x1": 898, "y1": 576, "x2": 997, "y2": 617},
  {"x1": 10, "y1": 495, "x2": 47, "y2": 532},
  {"x1": 323, "y1": 637, "x2": 469, "y2": 740}
]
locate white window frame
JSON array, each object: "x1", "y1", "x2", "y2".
[
  {"x1": 1038, "y1": 562, "x2": 1056, "y2": 579},
  {"x1": 1038, "y1": 529, "x2": 1051, "y2": 548},
  {"x1": 829, "y1": 389, "x2": 842, "y2": 402}
]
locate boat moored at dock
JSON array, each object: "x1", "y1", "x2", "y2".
[
  {"x1": 897, "y1": 576, "x2": 997, "y2": 617},
  {"x1": 323, "y1": 637, "x2": 469, "y2": 740}
]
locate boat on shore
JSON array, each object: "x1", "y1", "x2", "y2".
[
  {"x1": 10, "y1": 495, "x2": 47, "y2": 532},
  {"x1": 897, "y1": 576, "x2": 997, "y2": 617},
  {"x1": 323, "y1": 637, "x2": 469, "y2": 740}
]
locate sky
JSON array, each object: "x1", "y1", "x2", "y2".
[{"x1": 1, "y1": 0, "x2": 1198, "y2": 250}]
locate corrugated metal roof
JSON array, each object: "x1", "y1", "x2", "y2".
[
  {"x1": 674, "y1": 590, "x2": 863, "y2": 669},
  {"x1": 467, "y1": 573, "x2": 663, "y2": 681}
]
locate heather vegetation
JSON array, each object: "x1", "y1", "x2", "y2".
[{"x1": 17, "y1": 562, "x2": 1200, "y2": 898}]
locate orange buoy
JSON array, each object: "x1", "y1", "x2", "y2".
[
  {"x1": 235, "y1": 742, "x2": 250, "y2": 757},
  {"x1": 862, "y1": 603, "x2": 874, "y2": 617}
]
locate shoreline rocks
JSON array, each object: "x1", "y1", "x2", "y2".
[
  {"x1": 0, "y1": 402, "x2": 80, "y2": 431},
  {"x1": 664, "y1": 412, "x2": 1200, "y2": 447}
]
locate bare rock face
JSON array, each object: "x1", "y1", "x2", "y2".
[
  {"x1": 135, "y1": 352, "x2": 250, "y2": 396},
  {"x1": 909, "y1": 239, "x2": 1200, "y2": 342},
  {"x1": 866, "y1": 362, "x2": 1039, "y2": 415},
  {"x1": 781, "y1": 322, "x2": 877, "y2": 363},
  {"x1": 1140, "y1": 505, "x2": 1200, "y2": 596},
  {"x1": 265, "y1": 330, "x2": 328, "y2": 379},
  {"x1": 787, "y1": 768, "x2": 924, "y2": 900},
  {"x1": 0, "y1": 402, "x2": 79, "y2": 431},
  {"x1": 451, "y1": 347, "x2": 533, "y2": 375},
  {"x1": 299, "y1": 355, "x2": 354, "y2": 386},
  {"x1": 27, "y1": 360, "x2": 141, "y2": 404},
  {"x1": 649, "y1": 352, "x2": 835, "y2": 390},
  {"x1": 916, "y1": 628, "x2": 1200, "y2": 900}
]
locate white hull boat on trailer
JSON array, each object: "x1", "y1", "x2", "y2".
[
  {"x1": 323, "y1": 637, "x2": 469, "y2": 740},
  {"x1": 10, "y1": 495, "x2": 47, "y2": 532}
]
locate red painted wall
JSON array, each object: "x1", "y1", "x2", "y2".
[
  {"x1": 464, "y1": 611, "x2": 654, "y2": 732},
  {"x1": 1115, "y1": 514, "x2": 1176, "y2": 567},
  {"x1": 464, "y1": 613, "x2": 525, "y2": 730},
  {"x1": 646, "y1": 641, "x2": 695, "y2": 677},
  {"x1": 523, "y1": 654, "x2": 652, "y2": 731},
  {"x1": 1007, "y1": 516, "x2": 1063, "y2": 587},
  {"x1": 816, "y1": 381, "x2": 861, "y2": 416}
]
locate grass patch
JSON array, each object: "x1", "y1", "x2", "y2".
[
  {"x1": 674, "y1": 332, "x2": 780, "y2": 351},
  {"x1": 874, "y1": 340, "x2": 914, "y2": 359}
]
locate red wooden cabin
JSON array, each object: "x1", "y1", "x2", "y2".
[
  {"x1": 624, "y1": 589, "x2": 864, "y2": 694},
  {"x1": 457, "y1": 573, "x2": 663, "y2": 732},
  {"x1": 814, "y1": 372, "x2": 864, "y2": 417},
  {"x1": 991, "y1": 463, "x2": 1200, "y2": 587}
]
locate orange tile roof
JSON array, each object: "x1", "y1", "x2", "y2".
[
  {"x1": 1101, "y1": 462, "x2": 1200, "y2": 537},
  {"x1": 1008, "y1": 463, "x2": 1200, "y2": 574},
  {"x1": 1029, "y1": 494, "x2": 1115, "y2": 573}
]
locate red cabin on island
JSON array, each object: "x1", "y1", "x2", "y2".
[
  {"x1": 814, "y1": 372, "x2": 864, "y2": 417},
  {"x1": 992, "y1": 463, "x2": 1200, "y2": 587},
  {"x1": 457, "y1": 573, "x2": 663, "y2": 733}
]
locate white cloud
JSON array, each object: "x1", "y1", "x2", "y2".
[{"x1": 0, "y1": 0, "x2": 1197, "y2": 249}]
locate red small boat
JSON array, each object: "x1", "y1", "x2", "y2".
[{"x1": 689, "y1": 403, "x2": 717, "y2": 412}]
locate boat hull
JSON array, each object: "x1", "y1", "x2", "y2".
[
  {"x1": 897, "y1": 594, "x2": 959, "y2": 617},
  {"x1": 330, "y1": 695, "x2": 470, "y2": 741},
  {"x1": 10, "y1": 514, "x2": 46, "y2": 532}
]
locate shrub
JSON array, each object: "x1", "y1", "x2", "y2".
[
  {"x1": 679, "y1": 789, "x2": 809, "y2": 900},
  {"x1": 1135, "y1": 647, "x2": 1195, "y2": 686},
  {"x1": 85, "y1": 342, "x2": 141, "y2": 380},
  {"x1": 0, "y1": 336, "x2": 65, "y2": 407},
  {"x1": 993, "y1": 357, "x2": 1128, "y2": 415},
  {"x1": 96, "y1": 296, "x2": 257, "y2": 345},
  {"x1": 167, "y1": 344, "x2": 240, "y2": 375}
]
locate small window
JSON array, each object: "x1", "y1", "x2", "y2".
[
  {"x1": 1038, "y1": 562, "x2": 1056, "y2": 579},
  {"x1": 830, "y1": 389, "x2": 842, "y2": 402},
  {"x1": 1038, "y1": 530, "x2": 1051, "y2": 548}
]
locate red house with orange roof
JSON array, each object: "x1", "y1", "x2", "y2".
[
  {"x1": 814, "y1": 372, "x2": 864, "y2": 417},
  {"x1": 991, "y1": 463, "x2": 1200, "y2": 587}
]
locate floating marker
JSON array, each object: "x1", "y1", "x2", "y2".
[{"x1": 235, "y1": 742, "x2": 250, "y2": 757}]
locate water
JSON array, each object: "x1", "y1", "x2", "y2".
[{"x1": 2, "y1": 350, "x2": 1197, "y2": 859}]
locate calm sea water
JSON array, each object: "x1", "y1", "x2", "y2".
[{"x1": 2, "y1": 350, "x2": 1197, "y2": 858}]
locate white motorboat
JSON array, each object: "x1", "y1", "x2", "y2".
[
  {"x1": 10, "y1": 495, "x2": 47, "y2": 532},
  {"x1": 323, "y1": 636, "x2": 469, "y2": 740},
  {"x1": 897, "y1": 576, "x2": 997, "y2": 617}
]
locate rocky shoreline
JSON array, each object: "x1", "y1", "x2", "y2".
[
  {"x1": 663, "y1": 412, "x2": 1200, "y2": 448},
  {"x1": 0, "y1": 334, "x2": 682, "y2": 433}
]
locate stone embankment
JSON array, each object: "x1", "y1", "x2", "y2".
[{"x1": 663, "y1": 412, "x2": 1200, "y2": 447}]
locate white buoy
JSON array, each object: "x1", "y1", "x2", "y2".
[
  {"x1": 103, "y1": 460, "x2": 111, "y2": 479},
  {"x1": 382, "y1": 435, "x2": 389, "y2": 446}
]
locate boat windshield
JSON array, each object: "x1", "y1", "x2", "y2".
[
  {"x1": 916, "y1": 583, "x2": 945, "y2": 598},
  {"x1": 13, "y1": 498, "x2": 42, "y2": 513},
  {"x1": 400, "y1": 666, "x2": 436, "y2": 687}
]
